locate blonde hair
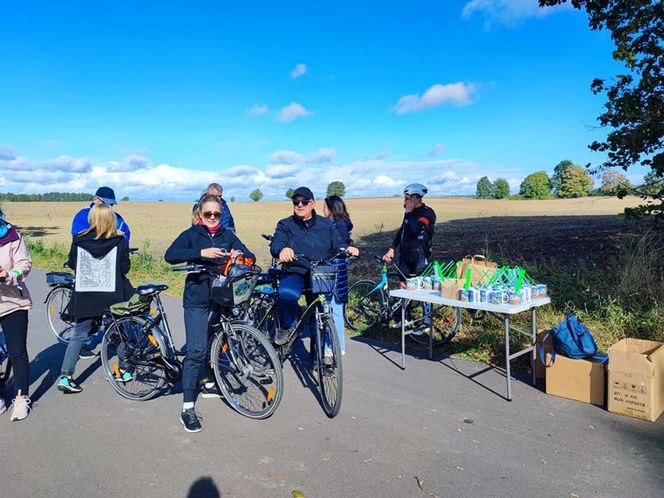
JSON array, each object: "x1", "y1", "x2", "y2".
[{"x1": 84, "y1": 204, "x2": 118, "y2": 239}]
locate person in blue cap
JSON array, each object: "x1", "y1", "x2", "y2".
[{"x1": 71, "y1": 187, "x2": 131, "y2": 243}]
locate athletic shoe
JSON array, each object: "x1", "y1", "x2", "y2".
[
  {"x1": 57, "y1": 376, "x2": 83, "y2": 394},
  {"x1": 10, "y1": 396, "x2": 31, "y2": 421},
  {"x1": 410, "y1": 325, "x2": 430, "y2": 337},
  {"x1": 200, "y1": 383, "x2": 222, "y2": 399},
  {"x1": 180, "y1": 408, "x2": 202, "y2": 433},
  {"x1": 341, "y1": 349, "x2": 346, "y2": 356},
  {"x1": 115, "y1": 369, "x2": 133, "y2": 383},
  {"x1": 273, "y1": 328, "x2": 292, "y2": 346},
  {"x1": 79, "y1": 348, "x2": 97, "y2": 360},
  {"x1": 0, "y1": 397, "x2": 6, "y2": 415},
  {"x1": 323, "y1": 346, "x2": 334, "y2": 366}
]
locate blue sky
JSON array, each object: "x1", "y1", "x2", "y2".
[{"x1": 0, "y1": 0, "x2": 647, "y2": 200}]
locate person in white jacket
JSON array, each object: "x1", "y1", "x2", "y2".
[{"x1": 0, "y1": 208, "x2": 32, "y2": 421}]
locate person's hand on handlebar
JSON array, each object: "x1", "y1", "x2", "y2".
[
  {"x1": 346, "y1": 246, "x2": 360, "y2": 257},
  {"x1": 279, "y1": 247, "x2": 295, "y2": 263},
  {"x1": 382, "y1": 248, "x2": 394, "y2": 263},
  {"x1": 201, "y1": 247, "x2": 227, "y2": 259}
]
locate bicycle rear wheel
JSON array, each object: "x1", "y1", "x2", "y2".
[
  {"x1": 211, "y1": 322, "x2": 283, "y2": 419},
  {"x1": 317, "y1": 315, "x2": 343, "y2": 418},
  {"x1": 407, "y1": 304, "x2": 461, "y2": 347},
  {"x1": 45, "y1": 286, "x2": 76, "y2": 344},
  {"x1": 344, "y1": 280, "x2": 384, "y2": 332},
  {"x1": 100, "y1": 316, "x2": 168, "y2": 401}
]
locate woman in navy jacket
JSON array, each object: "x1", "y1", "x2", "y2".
[{"x1": 165, "y1": 194, "x2": 254, "y2": 433}]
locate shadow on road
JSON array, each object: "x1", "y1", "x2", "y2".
[
  {"x1": 188, "y1": 476, "x2": 221, "y2": 498},
  {"x1": 29, "y1": 342, "x2": 64, "y2": 402}
]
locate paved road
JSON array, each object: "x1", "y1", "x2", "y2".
[{"x1": 2, "y1": 270, "x2": 663, "y2": 497}]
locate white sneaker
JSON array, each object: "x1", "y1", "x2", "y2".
[
  {"x1": 341, "y1": 349, "x2": 346, "y2": 356},
  {"x1": 0, "y1": 397, "x2": 6, "y2": 415},
  {"x1": 10, "y1": 396, "x2": 31, "y2": 421},
  {"x1": 323, "y1": 346, "x2": 334, "y2": 366}
]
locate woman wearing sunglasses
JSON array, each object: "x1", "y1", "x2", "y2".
[{"x1": 165, "y1": 194, "x2": 254, "y2": 433}]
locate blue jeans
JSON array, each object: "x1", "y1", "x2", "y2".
[
  {"x1": 277, "y1": 273, "x2": 305, "y2": 330},
  {"x1": 327, "y1": 295, "x2": 346, "y2": 352},
  {"x1": 61, "y1": 319, "x2": 94, "y2": 376},
  {"x1": 182, "y1": 306, "x2": 212, "y2": 403}
]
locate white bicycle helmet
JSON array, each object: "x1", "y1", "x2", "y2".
[{"x1": 403, "y1": 183, "x2": 428, "y2": 197}]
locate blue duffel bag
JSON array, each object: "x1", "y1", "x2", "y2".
[{"x1": 540, "y1": 312, "x2": 598, "y2": 363}]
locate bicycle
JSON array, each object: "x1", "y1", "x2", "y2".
[
  {"x1": 101, "y1": 258, "x2": 283, "y2": 418},
  {"x1": 247, "y1": 247, "x2": 346, "y2": 418},
  {"x1": 344, "y1": 254, "x2": 462, "y2": 347}
]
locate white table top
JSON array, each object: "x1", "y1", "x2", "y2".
[{"x1": 388, "y1": 288, "x2": 551, "y2": 315}]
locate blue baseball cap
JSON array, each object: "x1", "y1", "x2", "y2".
[{"x1": 95, "y1": 186, "x2": 117, "y2": 205}]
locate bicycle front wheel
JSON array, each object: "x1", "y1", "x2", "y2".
[
  {"x1": 317, "y1": 315, "x2": 343, "y2": 418},
  {"x1": 211, "y1": 323, "x2": 283, "y2": 419},
  {"x1": 101, "y1": 316, "x2": 168, "y2": 401},
  {"x1": 344, "y1": 280, "x2": 384, "y2": 332},
  {"x1": 45, "y1": 286, "x2": 76, "y2": 344}
]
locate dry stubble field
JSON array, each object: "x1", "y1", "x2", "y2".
[{"x1": 2, "y1": 196, "x2": 643, "y2": 266}]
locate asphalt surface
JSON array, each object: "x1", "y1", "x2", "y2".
[{"x1": 1, "y1": 269, "x2": 663, "y2": 498}]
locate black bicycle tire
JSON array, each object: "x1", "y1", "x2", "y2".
[
  {"x1": 344, "y1": 280, "x2": 384, "y2": 332},
  {"x1": 317, "y1": 315, "x2": 343, "y2": 418},
  {"x1": 45, "y1": 285, "x2": 76, "y2": 344},
  {"x1": 211, "y1": 322, "x2": 284, "y2": 419},
  {"x1": 406, "y1": 304, "x2": 462, "y2": 347},
  {"x1": 100, "y1": 315, "x2": 168, "y2": 401}
]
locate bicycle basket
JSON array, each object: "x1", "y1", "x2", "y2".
[
  {"x1": 46, "y1": 271, "x2": 74, "y2": 286},
  {"x1": 210, "y1": 264, "x2": 258, "y2": 307},
  {"x1": 310, "y1": 264, "x2": 337, "y2": 295}
]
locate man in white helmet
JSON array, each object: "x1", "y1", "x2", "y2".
[
  {"x1": 383, "y1": 183, "x2": 436, "y2": 279},
  {"x1": 383, "y1": 183, "x2": 436, "y2": 334}
]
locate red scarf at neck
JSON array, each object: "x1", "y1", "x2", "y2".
[{"x1": 198, "y1": 220, "x2": 221, "y2": 234}]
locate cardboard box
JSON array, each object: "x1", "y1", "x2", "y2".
[
  {"x1": 536, "y1": 330, "x2": 553, "y2": 380},
  {"x1": 440, "y1": 279, "x2": 463, "y2": 300},
  {"x1": 608, "y1": 338, "x2": 664, "y2": 422},
  {"x1": 545, "y1": 353, "x2": 607, "y2": 406}
]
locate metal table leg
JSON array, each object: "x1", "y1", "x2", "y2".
[
  {"x1": 401, "y1": 299, "x2": 407, "y2": 370},
  {"x1": 504, "y1": 314, "x2": 512, "y2": 401}
]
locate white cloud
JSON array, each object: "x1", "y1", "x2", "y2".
[
  {"x1": 290, "y1": 63, "x2": 307, "y2": 79},
  {"x1": 278, "y1": 102, "x2": 313, "y2": 122},
  {"x1": 462, "y1": 0, "x2": 565, "y2": 27},
  {"x1": 425, "y1": 144, "x2": 447, "y2": 157},
  {"x1": 0, "y1": 145, "x2": 16, "y2": 161},
  {"x1": 247, "y1": 104, "x2": 269, "y2": 116},
  {"x1": 391, "y1": 82, "x2": 478, "y2": 114},
  {"x1": 0, "y1": 147, "x2": 520, "y2": 201}
]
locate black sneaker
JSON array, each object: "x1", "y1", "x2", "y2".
[
  {"x1": 274, "y1": 328, "x2": 292, "y2": 346},
  {"x1": 79, "y1": 348, "x2": 97, "y2": 360},
  {"x1": 180, "y1": 408, "x2": 202, "y2": 433},
  {"x1": 200, "y1": 383, "x2": 222, "y2": 399},
  {"x1": 57, "y1": 376, "x2": 83, "y2": 394}
]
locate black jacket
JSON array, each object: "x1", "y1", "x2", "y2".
[
  {"x1": 67, "y1": 232, "x2": 134, "y2": 321},
  {"x1": 270, "y1": 212, "x2": 345, "y2": 275},
  {"x1": 164, "y1": 224, "x2": 254, "y2": 308},
  {"x1": 391, "y1": 204, "x2": 436, "y2": 258}
]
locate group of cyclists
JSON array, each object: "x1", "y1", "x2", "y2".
[{"x1": 0, "y1": 180, "x2": 436, "y2": 432}]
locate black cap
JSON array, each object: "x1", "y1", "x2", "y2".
[
  {"x1": 95, "y1": 186, "x2": 117, "y2": 205},
  {"x1": 291, "y1": 186, "x2": 314, "y2": 200}
]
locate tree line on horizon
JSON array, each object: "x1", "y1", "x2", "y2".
[
  {"x1": 0, "y1": 192, "x2": 96, "y2": 202},
  {"x1": 475, "y1": 159, "x2": 655, "y2": 200}
]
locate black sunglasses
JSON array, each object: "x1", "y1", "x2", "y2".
[
  {"x1": 202, "y1": 211, "x2": 221, "y2": 219},
  {"x1": 292, "y1": 198, "x2": 311, "y2": 207}
]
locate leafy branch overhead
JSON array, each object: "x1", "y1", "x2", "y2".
[{"x1": 539, "y1": 0, "x2": 664, "y2": 217}]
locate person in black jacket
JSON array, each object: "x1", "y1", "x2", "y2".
[
  {"x1": 165, "y1": 194, "x2": 254, "y2": 433},
  {"x1": 57, "y1": 204, "x2": 134, "y2": 394},
  {"x1": 191, "y1": 183, "x2": 235, "y2": 232},
  {"x1": 383, "y1": 183, "x2": 436, "y2": 281},
  {"x1": 270, "y1": 187, "x2": 358, "y2": 349}
]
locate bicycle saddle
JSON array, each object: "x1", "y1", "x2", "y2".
[{"x1": 136, "y1": 284, "x2": 169, "y2": 296}]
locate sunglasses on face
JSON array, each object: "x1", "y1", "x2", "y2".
[
  {"x1": 292, "y1": 198, "x2": 311, "y2": 207},
  {"x1": 202, "y1": 211, "x2": 221, "y2": 220}
]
